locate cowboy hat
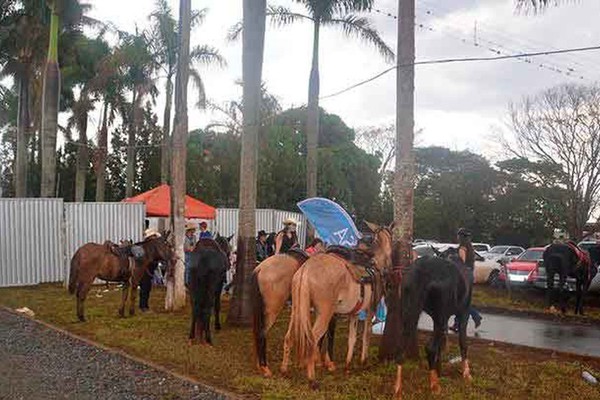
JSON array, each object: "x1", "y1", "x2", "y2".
[
  {"x1": 282, "y1": 217, "x2": 299, "y2": 226},
  {"x1": 185, "y1": 222, "x2": 197, "y2": 231},
  {"x1": 144, "y1": 228, "x2": 162, "y2": 239}
]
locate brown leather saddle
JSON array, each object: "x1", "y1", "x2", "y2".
[
  {"x1": 287, "y1": 248, "x2": 310, "y2": 264},
  {"x1": 104, "y1": 241, "x2": 133, "y2": 259}
]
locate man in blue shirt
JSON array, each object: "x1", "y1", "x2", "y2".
[{"x1": 198, "y1": 221, "x2": 212, "y2": 239}]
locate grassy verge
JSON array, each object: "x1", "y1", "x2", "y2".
[
  {"x1": 1, "y1": 284, "x2": 600, "y2": 399},
  {"x1": 472, "y1": 284, "x2": 600, "y2": 322}
]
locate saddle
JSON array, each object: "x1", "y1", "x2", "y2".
[
  {"x1": 104, "y1": 241, "x2": 132, "y2": 259},
  {"x1": 287, "y1": 248, "x2": 309, "y2": 264}
]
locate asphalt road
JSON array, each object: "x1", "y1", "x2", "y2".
[
  {"x1": 0, "y1": 309, "x2": 229, "y2": 400},
  {"x1": 374, "y1": 311, "x2": 600, "y2": 358}
]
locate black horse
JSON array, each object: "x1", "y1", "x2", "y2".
[
  {"x1": 188, "y1": 234, "x2": 232, "y2": 345},
  {"x1": 393, "y1": 252, "x2": 473, "y2": 399},
  {"x1": 543, "y1": 242, "x2": 594, "y2": 315}
]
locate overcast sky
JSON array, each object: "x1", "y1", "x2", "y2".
[{"x1": 87, "y1": 0, "x2": 600, "y2": 157}]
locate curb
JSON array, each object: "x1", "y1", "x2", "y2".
[{"x1": 1, "y1": 306, "x2": 245, "y2": 400}]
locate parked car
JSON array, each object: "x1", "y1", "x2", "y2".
[
  {"x1": 473, "y1": 243, "x2": 491, "y2": 253},
  {"x1": 483, "y1": 245, "x2": 525, "y2": 263},
  {"x1": 499, "y1": 247, "x2": 545, "y2": 286},
  {"x1": 412, "y1": 243, "x2": 498, "y2": 285}
]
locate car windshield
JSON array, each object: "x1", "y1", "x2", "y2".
[
  {"x1": 473, "y1": 244, "x2": 488, "y2": 252},
  {"x1": 489, "y1": 246, "x2": 509, "y2": 254},
  {"x1": 518, "y1": 249, "x2": 544, "y2": 261}
]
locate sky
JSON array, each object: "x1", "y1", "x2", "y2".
[{"x1": 86, "y1": 0, "x2": 600, "y2": 158}]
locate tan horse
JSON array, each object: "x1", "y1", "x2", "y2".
[
  {"x1": 251, "y1": 250, "x2": 309, "y2": 377},
  {"x1": 68, "y1": 234, "x2": 175, "y2": 321},
  {"x1": 281, "y1": 223, "x2": 393, "y2": 388}
]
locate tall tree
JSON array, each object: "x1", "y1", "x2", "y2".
[
  {"x1": 508, "y1": 84, "x2": 600, "y2": 239},
  {"x1": 227, "y1": 0, "x2": 266, "y2": 325},
  {"x1": 230, "y1": 0, "x2": 393, "y2": 201},
  {"x1": 380, "y1": 0, "x2": 415, "y2": 361},
  {"x1": 149, "y1": 0, "x2": 225, "y2": 186},
  {"x1": 165, "y1": 0, "x2": 191, "y2": 311}
]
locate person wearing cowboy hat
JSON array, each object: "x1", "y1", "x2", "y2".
[
  {"x1": 275, "y1": 217, "x2": 300, "y2": 255},
  {"x1": 144, "y1": 228, "x2": 162, "y2": 240},
  {"x1": 184, "y1": 222, "x2": 197, "y2": 286}
]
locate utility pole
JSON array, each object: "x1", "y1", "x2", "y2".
[{"x1": 379, "y1": 0, "x2": 415, "y2": 361}]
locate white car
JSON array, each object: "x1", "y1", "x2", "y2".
[
  {"x1": 482, "y1": 245, "x2": 525, "y2": 263},
  {"x1": 412, "y1": 243, "x2": 499, "y2": 284},
  {"x1": 473, "y1": 243, "x2": 491, "y2": 253}
]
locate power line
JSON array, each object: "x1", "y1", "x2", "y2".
[{"x1": 320, "y1": 45, "x2": 600, "y2": 100}]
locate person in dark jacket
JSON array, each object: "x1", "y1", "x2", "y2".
[
  {"x1": 450, "y1": 228, "x2": 482, "y2": 331},
  {"x1": 256, "y1": 230, "x2": 270, "y2": 262}
]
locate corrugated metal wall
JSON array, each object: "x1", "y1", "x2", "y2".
[
  {"x1": 215, "y1": 208, "x2": 306, "y2": 248},
  {"x1": 0, "y1": 199, "x2": 64, "y2": 286},
  {"x1": 64, "y1": 203, "x2": 145, "y2": 277}
]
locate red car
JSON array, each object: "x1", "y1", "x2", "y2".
[{"x1": 498, "y1": 247, "x2": 546, "y2": 285}]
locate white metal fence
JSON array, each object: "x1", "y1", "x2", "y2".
[
  {"x1": 0, "y1": 199, "x2": 64, "y2": 287},
  {"x1": 0, "y1": 200, "x2": 145, "y2": 287}
]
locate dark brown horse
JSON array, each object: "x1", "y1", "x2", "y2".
[{"x1": 68, "y1": 234, "x2": 175, "y2": 322}]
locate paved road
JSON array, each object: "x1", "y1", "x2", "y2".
[
  {"x1": 374, "y1": 311, "x2": 600, "y2": 358},
  {"x1": 0, "y1": 309, "x2": 229, "y2": 400}
]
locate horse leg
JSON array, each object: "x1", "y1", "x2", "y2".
[
  {"x1": 575, "y1": 276, "x2": 586, "y2": 315},
  {"x1": 320, "y1": 316, "x2": 337, "y2": 372},
  {"x1": 546, "y1": 270, "x2": 555, "y2": 311},
  {"x1": 258, "y1": 312, "x2": 278, "y2": 377},
  {"x1": 280, "y1": 319, "x2": 294, "y2": 376},
  {"x1": 76, "y1": 282, "x2": 92, "y2": 322},
  {"x1": 458, "y1": 312, "x2": 471, "y2": 382},
  {"x1": 426, "y1": 318, "x2": 446, "y2": 394},
  {"x1": 129, "y1": 275, "x2": 139, "y2": 316},
  {"x1": 119, "y1": 281, "x2": 129, "y2": 318},
  {"x1": 308, "y1": 307, "x2": 334, "y2": 389},
  {"x1": 360, "y1": 309, "x2": 374, "y2": 365},
  {"x1": 344, "y1": 314, "x2": 359, "y2": 373},
  {"x1": 214, "y1": 280, "x2": 223, "y2": 331},
  {"x1": 558, "y1": 274, "x2": 567, "y2": 314}
]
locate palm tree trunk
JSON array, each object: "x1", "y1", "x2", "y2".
[
  {"x1": 227, "y1": 0, "x2": 266, "y2": 326},
  {"x1": 40, "y1": 9, "x2": 61, "y2": 198},
  {"x1": 95, "y1": 102, "x2": 109, "y2": 202},
  {"x1": 379, "y1": 0, "x2": 415, "y2": 361},
  {"x1": 165, "y1": 0, "x2": 191, "y2": 312},
  {"x1": 15, "y1": 72, "x2": 31, "y2": 197},
  {"x1": 161, "y1": 76, "x2": 173, "y2": 184},
  {"x1": 126, "y1": 90, "x2": 138, "y2": 198},
  {"x1": 306, "y1": 20, "x2": 320, "y2": 200},
  {"x1": 75, "y1": 106, "x2": 89, "y2": 202}
]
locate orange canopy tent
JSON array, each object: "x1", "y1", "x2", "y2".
[{"x1": 122, "y1": 184, "x2": 216, "y2": 219}]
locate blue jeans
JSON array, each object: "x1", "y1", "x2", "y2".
[{"x1": 185, "y1": 252, "x2": 192, "y2": 287}]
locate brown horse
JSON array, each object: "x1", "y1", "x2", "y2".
[
  {"x1": 251, "y1": 249, "x2": 310, "y2": 377},
  {"x1": 68, "y1": 234, "x2": 175, "y2": 322},
  {"x1": 281, "y1": 222, "x2": 393, "y2": 388}
]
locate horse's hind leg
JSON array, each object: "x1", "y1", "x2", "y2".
[
  {"x1": 129, "y1": 279, "x2": 138, "y2": 316},
  {"x1": 575, "y1": 278, "x2": 585, "y2": 315},
  {"x1": 426, "y1": 318, "x2": 446, "y2": 394},
  {"x1": 214, "y1": 280, "x2": 223, "y2": 330},
  {"x1": 457, "y1": 312, "x2": 471, "y2": 383},
  {"x1": 308, "y1": 307, "x2": 334, "y2": 389},
  {"x1": 558, "y1": 274, "x2": 567, "y2": 314},
  {"x1": 76, "y1": 282, "x2": 92, "y2": 322},
  {"x1": 280, "y1": 319, "x2": 294, "y2": 376}
]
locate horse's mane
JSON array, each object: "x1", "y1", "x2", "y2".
[
  {"x1": 326, "y1": 245, "x2": 374, "y2": 268},
  {"x1": 195, "y1": 237, "x2": 223, "y2": 253}
]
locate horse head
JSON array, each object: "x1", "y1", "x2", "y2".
[
  {"x1": 364, "y1": 221, "x2": 393, "y2": 271},
  {"x1": 214, "y1": 234, "x2": 233, "y2": 259},
  {"x1": 140, "y1": 235, "x2": 176, "y2": 269}
]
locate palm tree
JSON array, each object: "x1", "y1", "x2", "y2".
[
  {"x1": 0, "y1": 2, "x2": 47, "y2": 197},
  {"x1": 234, "y1": 1, "x2": 393, "y2": 201},
  {"x1": 227, "y1": 0, "x2": 267, "y2": 326},
  {"x1": 40, "y1": 0, "x2": 91, "y2": 198},
  {"x1": 166, "y1": 0, "x2": 191, "y2": 311},
  {"x1": 148, "y1": 0, "x2": 226, "y2": 185},
  {"x1": 115, "y1": 31, "x2": 158, "y2": 198},
  {"x1": 379, "y1": 0, "x2": 415, "y2": 361}
]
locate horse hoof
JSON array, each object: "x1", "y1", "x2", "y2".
[
  {"x1": 259, "y1": 366, "x2": 273, "y2": 378},
  {"x1": 325, "y1": 362, "x2": 336, "y2": 372},
  {"x1": 309, "y1": 380, "x2": 319, "y2": 391},
  {"x1": 215, "y1": 324, "x2": 222, "y2": 331},
  {"x1": 78, "y1": 316, "x2": 86, "y2": 323},
  {"x1": 430, "y1": 370, "x2": 441, "y2": 395},
  {"x1": 280, "y1": 367, "x2": 290, "y2": 377},
  {"x1": 344, "y1": 366, "x2": 351, "y2": 375}
]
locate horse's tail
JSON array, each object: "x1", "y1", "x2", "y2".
[
  {"x1": 251, "y1": 269, "x2": 267, "y2": 366},
  {"x1": 68, "y1": 250, "x2": 80, "y2": 295},
  {"x1": 399, "y1": 264, "x2": 425, "y2": 360},
  {"x1": 290, "y1": 266, "x2": 314, "y2": 365}
]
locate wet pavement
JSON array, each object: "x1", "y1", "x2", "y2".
[{"x1": 374, "y1": 312, "x2": 600, "y2": 358}]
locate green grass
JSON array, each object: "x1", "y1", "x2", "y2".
[{"x1": 1, "y1": 284, "x2": 600, "y2": 399}]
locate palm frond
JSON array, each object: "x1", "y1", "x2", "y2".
[
  {"x1": 303, "y1": 0, "x2": 374, "y2": 20},
  {"x1": 189, "y1": 68, "x2": 206, "y2": 110},
  {"x1": 190, "y1": 45, "x2": 227, "y2": 68},
  {"x1": 325, "y1": 14, "x2": 394, "y2": 62},
  {"x1": 267, "y1": 5, "x2": 312, "y2": 26},
  {"x1": 226, "y1": 21, "x2": 243, "y2": 42},
  {"x1": 515, "y1": 0, "x2": 562, "y2": 13},
  {"x1": 191, "y1": 7, "x2": 208, "y2": 28}
]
